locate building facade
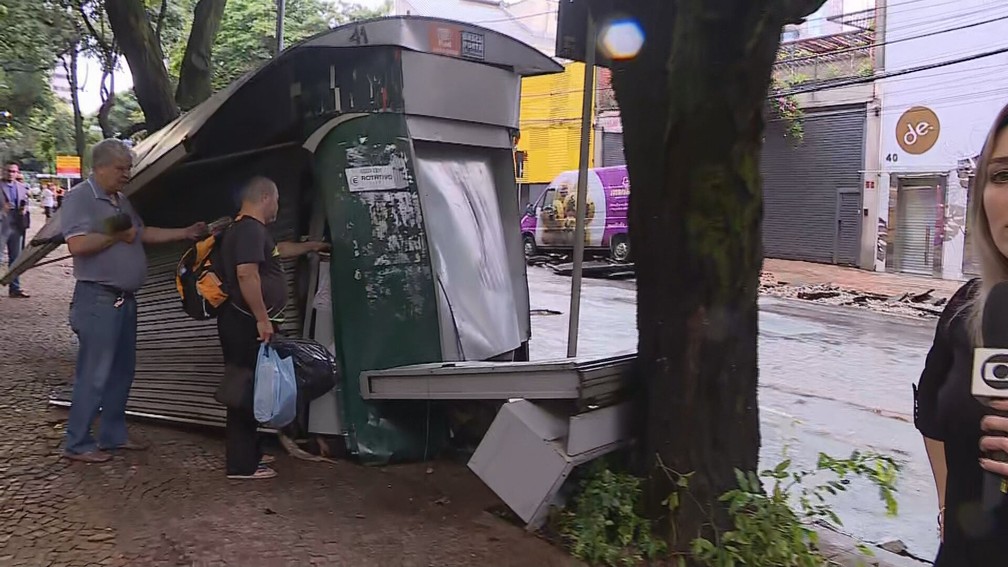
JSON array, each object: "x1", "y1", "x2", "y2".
[
  {"x1": 761, "y1": 0, "x2": 881, "y2": 268},
  {"x1": 514, "y1": 62, "x2": 597, "y2": 207},
  {"x1": 873, "y1": 0, "x2": 1008, "y2": 280}
]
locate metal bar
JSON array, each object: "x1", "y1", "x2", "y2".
[
  {"x1": 566, "y1": 13, "x2": 597, "y2": 359},
  {"x1": 31, "y1": 254, "x2": 72, "y2": 269},
  {"x1": 276, "y1": 0, "x2": 286, "y2": 55},
  {"x1": 173, "y1": 141, "x2": 301, "y2": 171}
]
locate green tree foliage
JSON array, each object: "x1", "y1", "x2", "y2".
[
  {"x1": 0, "y1": 1, "x2": 78, "y2": 166},
  {"x1": 200, "y1": 0, "x2": 389, "y2": 93},
  {"x1": 102, "y1": 89, "x2": 145, "y2": 138}
]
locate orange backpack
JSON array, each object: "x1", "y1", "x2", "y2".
[{"x1": 175, "y1": 217, "x2": 235, "y2": 320}]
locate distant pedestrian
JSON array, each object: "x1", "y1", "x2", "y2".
[
  {"x1": 1, "y1": 162, "x2": 30, "y2": 298},
  {"x1": 215, "y1": 176, "x2": 328, "y2": 479},
  {"x1": 60, "y1": 139, "x2": 206, "y2": 463},
  {"x1": 41, "y1": 184, "x2": 55, "y2": 219},
  {"x1": 55, "y1": 184, "x2": 65, "y2": 210}
]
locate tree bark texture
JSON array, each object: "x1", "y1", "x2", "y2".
[
  {"x1": 98, "y1": 63, "x2": 116, "y2": 139},
  {"x1": 175, "y1": 0, "x2": 227, "y2": 111},
  {"x1": 67, "y1": 47, "x2": 86, "y2": 162},
  {"x1": 586, "y1": 0, "x2": 826, "y2": 560},
  {"x1": 105, "y1": 0, "x2": 179, "y2": 131}
]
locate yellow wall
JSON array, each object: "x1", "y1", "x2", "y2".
[{"x1": 516, "y1": 62, "x2": 595, "y2": 185}]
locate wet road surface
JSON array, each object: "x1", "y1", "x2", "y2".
[{"x1": 525, "y1": 266, "x2": 940, "y2": 561}]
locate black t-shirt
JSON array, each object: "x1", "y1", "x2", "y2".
[
  {"x1": 915, "y1": 278, "x2": 1008, "y2": 560},
  {"x1": 219, "y1": 217, "x2": 288, "y2": 317}
]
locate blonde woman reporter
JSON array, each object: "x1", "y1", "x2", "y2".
[{"x1": 916, "y1": 103, "x2": 1008, "y2": 565}]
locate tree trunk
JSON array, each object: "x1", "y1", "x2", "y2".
[
  {"x1": 588, "y1": 0, "x2": 826, "y2": 561},
  {"x1": 97, "y1": 64, "x2": 116, "y2": 139},
  {"x1": 175, "y1": 0, "x2": 228, "y2": 111},
  {"x1": 67, "y1": 46, "x2": 86, "y2": 163},
  {"x1": 105, "y1": 0, "x2": 179, "y2": 131}
]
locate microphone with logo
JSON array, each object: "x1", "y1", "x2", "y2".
[{"x1": 972, "y1": 281, "x2": 1008, "y2": 513}]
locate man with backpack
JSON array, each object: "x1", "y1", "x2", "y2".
[{"x1": 215, "y1": 176, "x2": 328, "y2": 480}]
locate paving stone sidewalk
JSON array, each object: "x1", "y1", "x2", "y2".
[
  {"x1": 0, "y1": 211, "x2": 928, "y2": 566},
  {"x1": 0, "y1": 215, "x2": 573, "y2": 567}
]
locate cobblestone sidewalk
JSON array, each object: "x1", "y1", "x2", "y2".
[
  {"x1": 0, "y1": 226, "x2": 573, "y2": 566},
  {"x1": 0, "y1": 212, "x2": 928, "y2": 566}
]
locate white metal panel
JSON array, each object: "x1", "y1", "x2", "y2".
[
  {"x1": 468, "y1": 401, "x2": 572, "y2": 525},
  {"x1": 413, "y1": 144, "x2": 523, "y2": 360},
  {"x1": 468, "y1": 400, "x2": 632, "y2": 530}
]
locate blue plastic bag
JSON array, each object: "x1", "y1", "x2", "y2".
[{"x1": 253, "y1": 343, "x2": 297, "y2": 428}]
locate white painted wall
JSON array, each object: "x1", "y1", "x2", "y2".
[
  {"x1": 881, "y1": 0, "x2": 1008, "y2": 173},
  {"x1": 875, "y1": 0, "x2": 1008, "y2": 279}
]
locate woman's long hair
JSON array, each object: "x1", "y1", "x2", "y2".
[{"x1": 965, "y1": 103, "x2": 1008, "y2": 345}]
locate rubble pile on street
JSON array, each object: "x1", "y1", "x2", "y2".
[{"x1": 760, "y1": 272, "x2": 947, "y2": 318}]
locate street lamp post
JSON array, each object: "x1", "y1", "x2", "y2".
[
  {"x1": 276, "y1": 0, "x2": 286, "y2": 56},
  {"x1": 566, "y1": 15, "x2": 597, "y2": 358}
]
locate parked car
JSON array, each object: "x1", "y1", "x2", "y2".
[{"x1": 520, "y1": 165, "x2": 630, "y2": 262}]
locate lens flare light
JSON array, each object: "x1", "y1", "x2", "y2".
[{"x1": 598, "y1": 18, "x2": 645, "y2": 61}]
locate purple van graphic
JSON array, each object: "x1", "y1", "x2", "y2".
[{"x1": 521, "y1": 166, "x2": 630, "y2": 262}]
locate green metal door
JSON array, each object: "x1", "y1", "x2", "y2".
[{"x1": 313, "y1": 113, "x2": 446, "y2": 464}]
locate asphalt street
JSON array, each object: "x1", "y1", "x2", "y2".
[{"x1": 525, "y1": 266, "x2": 940, "y2": 561}]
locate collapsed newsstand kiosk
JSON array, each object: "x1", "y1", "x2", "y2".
[{"x1": 3, "y1": 16, "x2": 635, "y2": 529}]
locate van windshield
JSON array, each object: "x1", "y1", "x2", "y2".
[{"x1": 541, "y1": 188, "x2": 557, "y2": 208}]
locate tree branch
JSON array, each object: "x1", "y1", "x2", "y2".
[
  {"x1": 175, "y1": 0, "x2": 228, "y2": 110},
  {"x1": 105, "y1": 0, "x2": 180, "y2": 130},
  {"x1": 0, "y1": 62, "x2": 55, "y2": 73},
  {"x1": 119, "y1": 122, "x2": 148, "y2": 138},
  {"x1": 155, "y1": 0, "x2": 168, "y2": 44},
  {"x1": 75, "y1": 0, "x2": 112, "y2": 53}
]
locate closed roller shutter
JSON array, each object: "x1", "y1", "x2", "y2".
[
  {"x1": 127, "y1": 250, "x2": 303, "y2": 425},
  {"x1": 895, "y1": 185, "x2": 937, "y2": 276},
  {"x1": 601, "y1": 132, "x2": 625, "y2": 167},
  {"x1": 762, "y1": 105, "x2": 866, "y2": 264},
  {"x1": 53, "y1": 185, "x2": 306, "y2": 427}
]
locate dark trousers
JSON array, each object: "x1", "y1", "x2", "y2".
[
  {"x1": 935, "y1": 539, "x2": 1007, "y2": 566},
  {"x1": 5, "y1": 230, "x2": 23, "y2": 292},
  {"x1": 216, "y1": 306, "x2": 265, "y2": 475}
]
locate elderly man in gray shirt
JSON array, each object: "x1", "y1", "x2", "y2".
[{"x1": 60, "y1": 139, "x2": 206, "y2": 463}]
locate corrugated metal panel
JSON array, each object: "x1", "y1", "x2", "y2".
[
  {"x1": 601, "y1": 132, "x2": 625, "y2": 167},
  {"x1": 964, "y1": 186, "x2": 981, "y2": 276},
  {"x1": 53, "y1": 187, "x2": 306, "y2": 427},
  {"x1": 762, "y1": 105, "x2": 866, "y2": 264},
  {"x1": 516, "y1": 62, "x2": 594, "y2": 185},
  {"x1": 895, "y1": 186, "x2": 936, "y2": 276}
]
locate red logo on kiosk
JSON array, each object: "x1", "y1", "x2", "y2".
[{"x1": 428, "y1": 24, "x2": 461, "y2": 57}]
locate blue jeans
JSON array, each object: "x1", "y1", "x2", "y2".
[
  {"x1": 65, "y1": 281, "x2": 138, "y2": 454},
  {"x1": 5, "y1": 230, "x2": 22, "y2": 292}
]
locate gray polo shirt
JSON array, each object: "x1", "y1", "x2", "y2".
[{"x1": 60, "y1": 177, "x2": 148, "y2": 292}]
